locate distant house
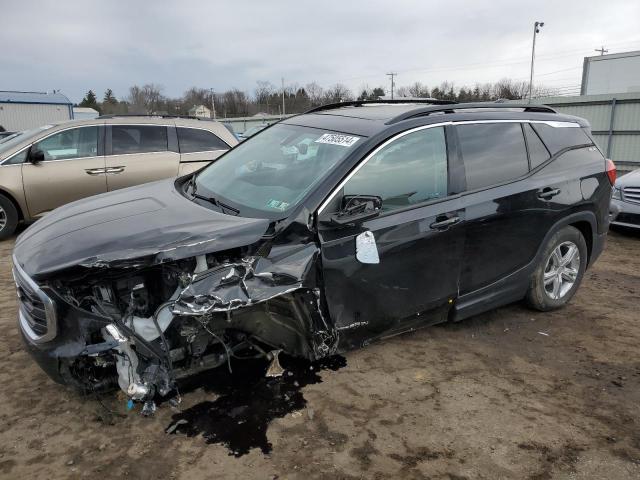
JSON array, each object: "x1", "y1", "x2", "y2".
[
  {"x1": 73, "y1": 107, "x2": 99, "y2": 120},
  {"x1": 0, "y1": 90, "x2": 73, "y2": 131},
  {"x1": 188, "y1": 105, "x2": 211, "y2": 118}
]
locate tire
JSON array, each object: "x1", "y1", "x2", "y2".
[
  {"x1": 0, "y1": 194, "x2": 18, "y2": 240},
  {"x1": 525, "y1": 226, "x2": 588, "y2": 311}
]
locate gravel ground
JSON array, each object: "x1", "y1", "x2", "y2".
[{"x1": 0, "y1": 229, "x2": 639, "y2": 480}]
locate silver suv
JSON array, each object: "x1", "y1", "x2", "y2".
[{"x1": 0, "y1": 115, "x2": 238, "y2": 239}]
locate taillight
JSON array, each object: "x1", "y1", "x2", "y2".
[{"x1": 606, "y1": 158, "x2": 616, "y2": 185}]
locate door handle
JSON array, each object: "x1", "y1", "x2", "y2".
[
  {"x1": 430, "y1": 215, "x2": 460, "y2": 230},
  {"x1": 537, "y1": 188, "x2": 561, "y2": 200},
  {"x1": 85, "y1": 168, "x2": 106, "y2": 176},
  {"x1": 105, "y1": 166, "x2": 126, "y2": 174}
]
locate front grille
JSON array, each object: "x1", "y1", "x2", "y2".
[
  {"x1": 614, "y1": 212, "x2": 640, "y2": 226},
  {"x1": 623, "y1": 186, "x2": 640, "y2": 205},
  {"x1": 17, "y1": 282, "x2": 48, "y2": 335},
  {"x1": 12, "y1": 257, "x2": 57, "y2": 343}
]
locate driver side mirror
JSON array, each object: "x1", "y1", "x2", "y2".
[
  {"x1": 29, "y1": 147, "x2": 45, "y2": 164},
  {"x1": 323, "y1": 195, "x2": 383, "y2": 226}
]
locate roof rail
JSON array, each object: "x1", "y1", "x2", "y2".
[
  {"x1": 386, "y1": 102, "x2": 557, "y2": 124},
  {"x1": 303, "y1": 99, "x2": 457, "y2": 115},
  {"x1": 97, "y1": 114, "x2": 216, "y2": 121}
]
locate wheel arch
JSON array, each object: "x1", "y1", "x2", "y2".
[
  {"x1": 567, "y1": 219, "x2": 593, "y2": 264},
  {"x1": 543, "y1": 211, "x2": 596, "y2": 267}
]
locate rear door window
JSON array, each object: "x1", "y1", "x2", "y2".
[
  {"x1": 343, "y1": 127, "x2": 448, "y2": 212},
  {"x1": 524, "y1": 123, "x2": 550, "y2": 169},
  {"x1": 111, "y1": 125, "x2": 168, "y2": 154},
  {"x1": 457, "y1": 123, "x2": 529, "y2": 190},
  {"x1": 177, "y1": 127, "x2": 229, "y2": 153}
]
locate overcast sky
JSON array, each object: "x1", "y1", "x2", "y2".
[{"x1": 2, "y1": 0, "x2": 640, "y2": 103}]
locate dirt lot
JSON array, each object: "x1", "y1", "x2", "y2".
[{"x1": 1, "y1": 229, "x2": 639, "y2": 480}]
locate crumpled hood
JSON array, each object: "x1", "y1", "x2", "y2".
[{"x1": 13, "y1": 179, "x2": 271, "y2": 278}]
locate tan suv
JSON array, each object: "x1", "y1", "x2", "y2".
[{"x1": 0, "y1": 115, "x2": 238, "y2": 239}]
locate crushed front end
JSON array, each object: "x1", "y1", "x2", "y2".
[{"x1": 13, "y1": 240, "x2": 338, "y2": 414}]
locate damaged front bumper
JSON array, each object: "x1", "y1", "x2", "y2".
[{"x1": 14, "y1": 244, "x2": 339, "y2": 410}]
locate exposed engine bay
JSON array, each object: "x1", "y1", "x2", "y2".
[{"x1": 47, "y1": 246, "x2": 338, "y2": 415}]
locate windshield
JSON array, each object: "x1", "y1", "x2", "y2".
[
  {"x1": 0, "y1": 125, "x2": 55, "y2": 156},
  {"x1": 195, "y1": 123, "x2": 363, "y2": 216}
]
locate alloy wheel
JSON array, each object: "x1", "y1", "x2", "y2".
[{"x1": 543, "y1": 241, "x2": 580, "y2": 300}]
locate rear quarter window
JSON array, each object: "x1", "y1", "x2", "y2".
[
  {"x1": 531, "y1": 124, "x2": 593, "y2": 155},
  {"x1": 524, "y1": 123, "x2": 550, "y2": 169},
  {"x1": 177, "y1": 127, "x2": 229, "y2": 153}
]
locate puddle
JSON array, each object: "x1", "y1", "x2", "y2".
[{"x1": 166, "y1": 354, "x2": 346, "y2": 457}]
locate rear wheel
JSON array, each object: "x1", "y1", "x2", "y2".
[
  {"x1": 0, "y1": 194, "x2": 18, "y2": 240},
  {"x1": 526, "y1": 226, "x2": 587, "y2": 311}
]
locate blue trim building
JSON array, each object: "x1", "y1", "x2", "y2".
[{"x1": 0, "y1": 91, "x2": 74, "y2": 131}]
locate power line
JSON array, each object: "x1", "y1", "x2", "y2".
[{"x1": 336, "y1": 39, "x2": 640, "y2": 84}]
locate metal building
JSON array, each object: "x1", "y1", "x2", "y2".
[
  {"x1": 0, "y1": 91, "x2": 73, "y2": 131},
  {"x1": 581, "y1": 51, "x2": 640, "y2": 95},
  {"x1": 72, "y1": 107, "x2": 99, "y2": 120},
  {"x1": 527, "y1": 93, "x2": 640, "y2": 173}
]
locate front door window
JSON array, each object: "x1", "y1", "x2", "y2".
[
  {"x1": 33, "y1": 127, "x2": 98, "y2": 161},
  {"x1": 343, "y1": 127, "x2": 448, "y2": 211}
]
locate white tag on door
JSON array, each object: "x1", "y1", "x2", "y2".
[{"x1": 356, "y1": 231, "x2": 380, "y2": 264}]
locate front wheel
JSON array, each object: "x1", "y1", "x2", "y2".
[
  {"x1": 526, "y1": 226, "x2": 588, "y2": 311},
  {"x1": 0, "y1": 194, "x2": 18, "y2": 240}
]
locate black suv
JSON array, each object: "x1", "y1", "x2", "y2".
[{"x1": 13, "y1": 101, "x2": 614, "y2": 408}]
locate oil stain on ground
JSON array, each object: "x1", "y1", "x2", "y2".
[{"x1": 166, "y1": 355, "x2": 346, "y2": 457}]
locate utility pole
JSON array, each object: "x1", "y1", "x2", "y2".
[
  {"x1": 281, "y1": 78, "x2": 285, "y2": 117},
  {"x1": 386, "y1": 72, "x2": 397, "y2": 100},
  {"x1": 209, "y1": 88, "x2": 216, "y2": 119},
  {"x1": 528, "y1": 21, "x2": 544, "y2": 103},
  {"x1": 595, "y1": 46, "x2": 608, "y2": 56}
]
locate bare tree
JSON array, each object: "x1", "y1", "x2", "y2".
[
  {"x1": 110, "y1": 76, "x2": 559, "y2": 119},
  {"x1": 127, "y1": 83, "x2": 164, "y2": 114},
  {"x1": 395, "y1": 86, "x2": 411, "y2": 98},
  {"x1": 305, "y1": 82, "x2": 324, "y2": 106},
  {"x1": 255, "y1": 81, "x2": 276, "y2": 107},
  {"x1": 407, "y1": 81, "x2": 430, "y2": 98},
  {"x1": 183, "y1": 87, "x2": 211, "y2": 111},
  {"x1": 323, "y1": 83, "x2": 354, "y2": 103},
  {"x1": 143, "y1": 84, "x2": 164, "y2": 113}
]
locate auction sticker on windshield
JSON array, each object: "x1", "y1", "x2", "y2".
[
  {"x1": 266, "y1": 199, "x2": 290, "y2": 211},
  {"x1": 315, "y1": 133, "x2": 360, "y2": 147}
]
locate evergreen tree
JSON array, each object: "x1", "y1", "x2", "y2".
[
  {"x1": 79, "y1": 90, "x2": 100, "y2": 112},
  {"x1": 103, "y1": 89, "x2": 117, "y2": 105},
  {"x1": 101, "y1": 89, "x2": 119, "y2": 114}
]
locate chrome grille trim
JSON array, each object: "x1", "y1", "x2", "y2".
[
  {"x1": 12, "y1": 255, "x2": 57, "y2": 343},
  {"x1": 623, "y1": 186, "x2": 640, "y2": 205}
]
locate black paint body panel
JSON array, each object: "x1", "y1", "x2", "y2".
[{"x1": 13, "y1": 103, "x2": 612, "y2": 384}]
